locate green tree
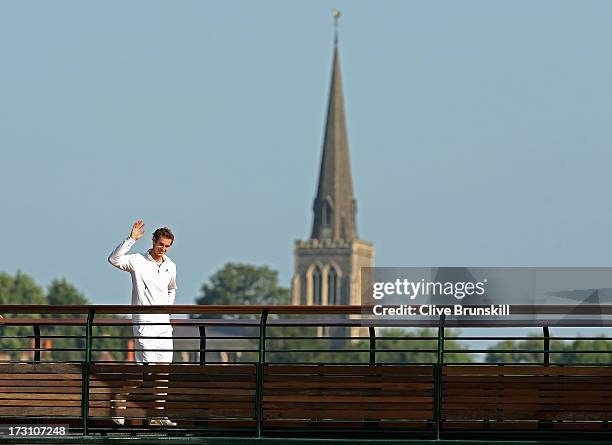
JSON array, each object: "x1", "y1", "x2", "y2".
[
  {"x1": 194, "y1": 263, "x2": 290, "y2": 318},
  {"x1": 0, "y1": 271, "x2": 46, "y2": 360},
  {"x1": 41, "y1": 278, "x2": 88, "y2": 362},
  {"x1": 0, "y1": 273, "x2": 130, "y2": 362},
  {"x1": 370, "y1": 328, "x2": 472, "y2": 364},
  {"x1": 43, "y1": 278, "x2": 131, "y2": 362},
  {"x1": 0, "y1": 271, "x2": 46, "y2": 305},
  {"x1": 486, "y1": 335, "x2": 612, "y2": 364}
]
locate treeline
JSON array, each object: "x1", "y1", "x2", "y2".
[
  {"x1": 0, "y1": 272, "x2": 130, "y2": 362},
  {"x1": 486, "y1": 336, "x2": 612, "y2": 365}
]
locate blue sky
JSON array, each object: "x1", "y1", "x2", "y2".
[{"x1": 2, "y1": 1, "x2": 612, "y2": 306}]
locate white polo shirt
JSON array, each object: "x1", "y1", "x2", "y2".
[{"x1": 108, "y1": 237, "x2": 177, "y2": 327}]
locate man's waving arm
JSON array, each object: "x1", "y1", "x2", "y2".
[{"x1": 108, "y1": 221, "x2": 145, "y2": 272}]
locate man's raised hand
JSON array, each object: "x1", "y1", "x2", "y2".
[{"x1": 130, "y1": 220, "x2": 146, "y2": 241}]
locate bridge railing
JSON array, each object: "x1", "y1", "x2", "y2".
[{"x1": 0, "y1": 305, "x2": 610, "y2": 440}]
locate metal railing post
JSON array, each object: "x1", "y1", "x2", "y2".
[
  {"x1": 543, "y1": 326, "x2": 550, "y2": 365},
  {"x1": 81, "y1": 308, "x2": 95, "y2": 436},
  {"x1": 434, "y1": 314, "x2": 446, "y2": 440},
  {"x1": 199, "y1": 326, "x2": 207, "y2": 365},
  {"x1": 256, "y1": 310, "x2": 269, "y2": 438},
  {"x1": 368, "y1": 326, "x2": 376, "y2": 365},
  {"x1": 33, "y1": 324, "x2": 41, "y2": 364}
]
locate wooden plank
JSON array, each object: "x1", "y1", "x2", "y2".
[
  {"x1": 0, "y1": 387, "x2": 82, "y2": 394},
  {"x1": 443, "y1": 366, "x2": 612, "y2": 376},
  {"x1": 264, "y1": 365, "x2": 433, "y2": 375},
  {"x1": 443, "y1": 410, "x2": 612, "y2": 421},
  {"x1": 89, "y1": 385, "x2": 254, "y2": 396},
  {"x1": 263, "y1": 395, "x2": 432, "y2": 403},
  {"x1": 0, "y1": 394, "x2": 81, "y2": 401},
  {"x1": 263, "y1": 419, "x2": 432, "y2": 429},
  {"x1": 443, "y1": 394, "x2": 612, "y2": 401},
  {"x1": 89, "y1": 408, "x2": 255, "y2": 418},
  {"x1": 0, "y1": 407, "x2": 81, "y2": 416},
  {"x1": 264, "y1": 389, "x2": 432, "y2": 396},
  {"x1": 264, "y1": 402, "x2": 432, "y2": 411},
  {"x1": 90, "y1": 382, "x2": 256, "y2": 390},
  {"x1": 445, "y1": 400, "x2": 612, "y2": 407},
  {"x1": 443, "y1": 388, "x2": 612, "y2": 397},
  {"x1": 90, "y1": 393, "x2": 253, "y2": 401},
  {"x1": 89, "y1": 401, "x2": 252, "y2": 409},
  {"x1": 92, "y1": 383, "x2": 254, "y2": 391},
  {"x1": 1, "y1": 400, "x2": 81, "y2": 407},
  {"x1": 0, "y1": 364, "x2": 82, "y2": 373},
  {"x1": 0, "y1": 373, "x2": 81, "y2": 380},
  {"x1": 90, "y1": 387, "x2": 254, "y2": 395},
  {"x1": 265, "y1": 381, "x2": 432, "y2": 390},
  {"x1": 0, "y1": 380, "x2": 82, "y2": 387},
  {"x1": 443, "y1": 376, "x2": 612, "y2": 384},
  {"x1": 266, "y1": 375, "x2": 433, "y2": 381},
  {"x1": 263, "y1": 409, "x2": 432, "y2": 420},
  {"x1": 90, "y1": 375, "x2": 256, "y2": 384},
  {"x1": 444, "y1": 402, "x2": 612, "y2": 411},
  {"x1": 442, "y1": 421, "x2": 539, "y2": 430},
  {"x1": 91, "y1": 364, "x2": 256, "y2": 374}
]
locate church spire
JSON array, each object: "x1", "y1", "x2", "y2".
[{"x1": 310, "y1": 10, "x2": 358, "y2": 241}]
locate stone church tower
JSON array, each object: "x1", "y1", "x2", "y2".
[{"x1": 292, "y1": 32, "x2": 375, "y2": 311}]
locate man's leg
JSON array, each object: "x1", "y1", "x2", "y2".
[
  {"x1": 111, "y1": 325, "x2": 146, "y2": 426},
  {"x1": 146, "y1": 328, "x2": 176, "y2": 427}
]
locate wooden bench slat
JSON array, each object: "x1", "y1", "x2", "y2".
[
  {"x1": 264, "y1": 409, "x2": 432, "y2": 420},
  {"x1": 264, "y1": 381, "x2": 432, "y2": 389},
  {"x1": 89, "y1": 408, "x2": 254, "y2": 418},
  {"x1": 0, "y1": 387, "x2": 82, "y2": 393},
  {"x1": 0, "y1": 364, "x2": 82, "y2": 373},
  {"x1": 263, "y1": 395, "x2": 432, "y2": 403},
  {"x1": 0, "y1": 380, "x2": 82, "y2": 387},
  {"x1": 443, "y1": 410, "x2": 612, "y2": 421},
  {"x1": 0, "y1": 373, "x2": 82, "y2": 380},
  {"x1": 0, "y1": 393, "x2": 81, "y2": 400},
  {"x1": 265, "y1": 365, "x2": 433, "y2": 375},
  {"x1": 444, "y1": 366, "x2": 612, "y2": 376},
  {"x1": 0, "y1": 407, "x2": 81, "y2": 416},
  {"x1": 444, "y1": 376, "x2": 612, "y2": 384},
  {"x1": 265, "y1": 376, "x2": 434, "y2": 384},
  {"x1": 1, "y1": 400, "x2": 81, "y2": 407},
  {"x1": 90, "y1": 387, "x2": 254, "y2": 395},
  {"x1": 91, "y1": 364, "x2": 256, "y2": 374}
]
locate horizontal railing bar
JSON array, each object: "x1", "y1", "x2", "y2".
[
  {"x1": 4, "y1": 318, "x2": 612, "y2": 328},
  {"x1": 2, "y1": 304, "x2": 612, "y2": 315}
]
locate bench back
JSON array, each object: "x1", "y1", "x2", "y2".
[
  {"x1": 89, "y1": 364, "x2": 256, "y2": 429},
  {"x1": 263, "y1": 364, "x2": 435, "y2": 432},
  {"x1": 442, "y1": 365, "x2": 612, "y2": 430},
  {"x1": 1, "y1": 363, "x2": 611, "y2": 436},
  {"x1": 0, "y1": 364, "x2": 82, "y2": 420}
]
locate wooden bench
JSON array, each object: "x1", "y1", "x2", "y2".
[
  {"x1": 442, "y1": 365, "x2": 612, "y2": 432},
  {"x1": 2, "y1": 362, "x2": 612, "y2": 438},
  {"x1": 262, "y1": 364, "x2": 435, "y2": 433},
  {"x1": 0, "y1": 364, "x2": 83, "y2": 425},
  {"x1": 88, "y1": 364, "x2": 256, "y2": 431}
]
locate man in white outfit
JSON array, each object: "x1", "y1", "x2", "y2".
[{"x1": 108, "y1": 220, "x2": 177, "y2": 427}]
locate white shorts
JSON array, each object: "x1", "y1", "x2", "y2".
[{"x1": 133, "y1": 324, "x2": 174, "y2": 364}]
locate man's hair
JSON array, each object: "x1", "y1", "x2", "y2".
[{"x1": 153, "y1": 227, "x2": 174, "y2": 244}]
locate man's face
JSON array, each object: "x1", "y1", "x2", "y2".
[{"x1": 151, "y1": 236, "x2": 173, "y2": 260}]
